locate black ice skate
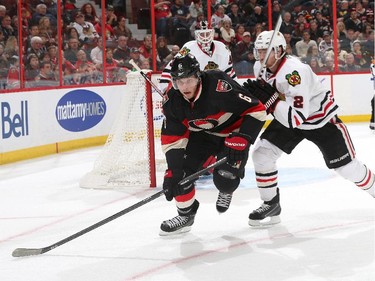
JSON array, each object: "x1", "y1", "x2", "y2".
[
  {"x1": 249, "y1": 191, "x2": 281, "y2": 227},
  {"x1": 216, "y1": 192, "x2": 232, "y2": 213},
  {"x1": 160, "y1": 200, "x2": 199, "y2": 236}
]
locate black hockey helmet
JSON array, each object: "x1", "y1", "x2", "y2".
[{"x1": 170, "y1": 53, "x2": 201, "y2": 88}]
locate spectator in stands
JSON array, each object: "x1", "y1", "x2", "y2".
[
  {"x1": 127, "y1": 47, "x2": 142, "y2": 70},
  {"x1": 227, "y1": 3, "x2": 245, "y2": 28},
  {"x1": 308, "y1": 56, "x2": 322, "y2": 74},
  {"x1": 251, "y1": 23, "x2": 264, "y2": 43},
  {"x1": 336, "y1": 21, "x2": 348, "y2": 42},
  {"x1": 34, "y1": 61, "x2": 58, "y2": 87},
  {"x1": 64, "y1": 38, "x2": 81, "y2": 65},
  {"x1": 72, "y1": 12, "x2": 99, "y2": 43},
  {"x1": 292, "y1": 22, "x2": 305, "y2": 44},
  {"x1": 314, "y1": 10, "x2": 331, "y2": 34},
  {"x1": 242, "y1": 0, "x2": 257, "y2": 19},
  {"x1": 155, "y1": 0, "x2": 172, "y2": 38},
  {"x1": 295, "y1": 11, "x2": 310, "y2": 30},
  {"x1": 104, "y1": 48, "x2": 120, "y2": 83},
  {"x1": 0, "y1": 15, "x2": 16, "y2": 42},
  {"x1": 31, "y1": 4, "x2": 57, "y2": 26},
  {"x1": 354, "y1": 0, "x2": 367, "y2": 21},
  {"x1": 90, "y1": 36, "x2": 103, "y2": 65},
  {"x1": 24, "y1": 54, "x2": 40, "y2": 85},
  {"x1": 47, "y1": 44, "x2": 58, "y2": 71},
  {"x1": 245, "y1": 5, "x2": 267, "y2": 29},
  {"x1": 113, "y1": 16, "x2": 132, "y2": 40},
  {"x1": 106, "y1": 5, "x2": 118, "y2": 28},
  {"x1": 283, "y1": 31, "x2": 297, "y2": 55},
  {"x1": 26, "y1": 36, "x2": 46, "y2": 62},
  {"x1": 280, "y1": 11, "x2": 294, "y2": 35},
  {"x1": 171, "y1": 0, "x2": 192, "y2": 41},
  {"x1": 344, "y1": 8, "x2": 363, "y2": 34},
  {"x1": 0, "y1": 5, "x2": 6, "y2": 19},
  {"x1": 138, "y1": 35, "x2": 153, "y2": 60},
  {"x1": 189, "y1": 0, "x2": 203, "y2": 22},
  {"x1": 295, "y1": 30, "x2": 317, "y2": 58},
  {"x1": 321, "y1": 55, "x2": 335, "y2": 73},
  {"x1": 163, "y1": 44, "x2": 180, "y2": 66},
  {"x1": 211, "y1": 5, "x2": 231, "y2": 30},
  {"x1": 4, "y1": 36, "x2": 18, "y2": 59},
  {"x1": 363, "y1": 10, "x2": 374, "y2": 30},
  {"x1": 302, "y1": 44, "x2": 324, "y2": 67},
  {"x1": 326, "y1": 41, "x2": 348, "y2": 68},
  {"x1": 318, "y1": 30, "x2": 333, "y2": 56},
  {"x1": 337, "y1": 0, "x2": 350, "y2": 22},
  {"x1": 6, "y1": 55, "x2": 19, "y2": 89},
  {"x1": 309, "y1": 19, "x2": 323, "y2": 43},
  {"x1": 232, "y1": 31, "x2": 254, "y2": 75},
  {"x1": 139, "y1": 58, "x2": 151, "y2": 70},
  {"x1": 80, "y1": 2, "x2": 99, "y2": 24},
  {"x1": 94, "y1": 17, "x2": 115, "y2": 43},
  {"x1": 234, "y1": 24, "x2": 246, "y2": 42},
  {"x1": 156, "y1": 36, "x2": 171, "y2": 70},
  {"x1": 113, "y1": 35, "x2": 130, "y2": 67},
  {"x1": 219, "y1": 19, "x2": 236, "y2": 49},
  {"x1": 352, "y1": 39, "x2": 371, "y2": 68},
  {"x1": 341, "y1": 28, "x2": 359, "y2": 52},
  {"x1": 271, "y1": 0, "x2": 282, "y2": 28},
  {"x1": 38, "y1": 16, "x2": 56, "y2": 47},
  {"x1": 361, "y1": 29, "x2": 374, "y2": 59},
  {"x1": 75, "y1": 49, "x2": 99, "y2": 84},
  {"x1": 340, "y1": 52, "x2": 361, "y2": 72}
]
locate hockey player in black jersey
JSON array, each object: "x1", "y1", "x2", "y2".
[{"x1": 159, "y1": 53, "x2": 267, "y2": 235}]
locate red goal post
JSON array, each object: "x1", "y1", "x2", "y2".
[{"x1": 79, "y1": 71, "x2": 166, "y2": 189}]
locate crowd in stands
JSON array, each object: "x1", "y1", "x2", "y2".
[
  {"x1": 155, "y1": 0, "x2": 374, "y2": 75},
  {"x1": 0, "y1": 0, "x2": 373, "y2": 91}
]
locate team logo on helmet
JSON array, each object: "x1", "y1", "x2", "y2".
[
  {"x1": 216, "y1": 79, "x2": 232, "y2": 92},
  {"x1": 285, "y1": 70, "x2": 301, "y2": 86}
]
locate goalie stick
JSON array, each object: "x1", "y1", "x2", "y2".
[
  {"x1": 12, "y1": 157, "x2": 227, "y2": 258},
  {"x1": 129, "y1": 59, "x2": 165, "y2": 98}
]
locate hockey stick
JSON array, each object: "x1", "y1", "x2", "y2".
[
  {"x1": 129, "y1": 59, "x2": 165, "y2": 98},
  {"x1": 12, "y1": 157, "x2": 227, "y2": 257},
  {"x1": 257, "y1": 14, "x2": 283, "y2": 80}
]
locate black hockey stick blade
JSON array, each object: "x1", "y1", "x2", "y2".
[
  {"x1": 12, "y1": 190, "x2": 165, "y2": 257},
  {"x1": 12, "y1": 157, "x2": 227, "y2": 257}
]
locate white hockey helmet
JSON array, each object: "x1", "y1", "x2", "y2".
[
  {"x1": 253, "y1": 30, "x2": 286, "y2": 60},
  {"x1": 194, "y1": 21, "x2": 214, "y2": 52}
]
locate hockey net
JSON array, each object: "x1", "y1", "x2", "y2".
[{"x1": 79, "y1": 71, "x2": 166, "y2": 189}]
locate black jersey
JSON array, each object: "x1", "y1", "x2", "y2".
[{"x1": 161, "y1": 70, "x2": 267, "y2": 164}]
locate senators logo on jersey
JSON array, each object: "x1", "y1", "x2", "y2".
[
  {"x1": 285, "y1": 70, "x2": 301, "y2": 87},
  {"x1": 189, "y1": 119, "x2": 219, "y2": 130},
  {"x1": 216, "y1": 79, "x2": 232, "y2": 92}
]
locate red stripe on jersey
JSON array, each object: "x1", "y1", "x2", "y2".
[
  {"x1": 294, "y1": 115, "x2": 301, "y2": 126},
  {"x1": 175, "y1": 189, "x2": 195, "y2": 202},
  {"x1": 161, "y1": 126, "x2": 189, "y2": 146},
  {"x1": 307, "y1": 99, "x2": 334, "y2": 121},
  {"x1": 357, "y1": 171, "x2": 372, "y2": 187},
  {"x1": 337, "y1": 122, "x2": 356, "y2": 158}
]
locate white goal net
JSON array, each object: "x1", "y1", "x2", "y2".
[{"x1": 80, "y1": 71, "x2": 166, "y2": 189}]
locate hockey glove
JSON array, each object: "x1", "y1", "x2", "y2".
[
  {"x1": 224, "y1": 132, "x2": 252, "y2": 163},
  {"x1": 243, "y1": 79, "x2": 280, "y2": 114},
  {"x1": 162, "y1": 169, "x2": 193, "y2": 201}
]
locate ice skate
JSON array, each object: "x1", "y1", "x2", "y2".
[
  {"x1": 248, "y1": 192, "x2": 281, "y2": 227},
  {"x1": 160, "y1": 200, "x2": 199, "y2": 236},
  {"x1": 216, "y1": 192, "x2": 232, "y2": 213}
]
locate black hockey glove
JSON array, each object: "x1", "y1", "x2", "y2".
[
  {"x1": 243, "y1": 79, "x2": 280, "y2": 114},
  {"x1": 224, "y1": 132, "x2": 252, "y2": 163},
  {"x1": 162, "y1": 169, "x2": 193, "y2": 201}
]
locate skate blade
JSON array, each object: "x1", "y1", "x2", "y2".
[
  {"x1": 248, "y1": 216, "x2": 281, "y2": 228},
  {"x1": 159, "y1": 226, "x2": 192, "y2": 236}
]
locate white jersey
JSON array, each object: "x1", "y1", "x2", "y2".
[
  {"x1": 160, "y1": 40, "x2": 236, "y2": 85},
  {"x1": 254, "y1": 55, "x2": 339, "y2": 130}
]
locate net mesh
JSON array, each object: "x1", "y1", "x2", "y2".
[{"x1": 80, "y1": 71, "x2": 165, "y2": 188}]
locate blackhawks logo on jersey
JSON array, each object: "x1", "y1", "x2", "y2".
[
  {"x1": 177, "y1": 47, "x2": 190, "y2": 57},
  {"x1": 216, "y1": 79, "x2": 232, "y2": 92},
  {"x1": 285, "y1": 70, "x2": 301, "y2": 86},
  {"x1": 204, "y1": 61, "x2": 219, "y2": 70}
]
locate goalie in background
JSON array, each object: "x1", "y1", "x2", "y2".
[
  {"x1": 242, "y1": 30, "x2": 375, "y2": 227},
  {"x1": 160, "y1": 20, "x2": 237, "y2": 89},
  {"x1": 160, "y1": 53, "x2": 266, "y2": 236}
]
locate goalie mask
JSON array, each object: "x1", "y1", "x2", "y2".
[
  {"x1": 170, "y1": 54, "x2": 201, "y2": 90},
  {"x1": 253, "y1": 30, "x2": 286, "y2": 61},
  {"x1": 194, "y1": 20, "x2": 214, "y2": 53}
]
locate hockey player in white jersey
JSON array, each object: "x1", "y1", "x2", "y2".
[
  {"x1": 242, "y1": 30, "x2": 375, "y2": 227},
  {"x1": 160, "y1": 20, "x2": 236, "y2": 87}
]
